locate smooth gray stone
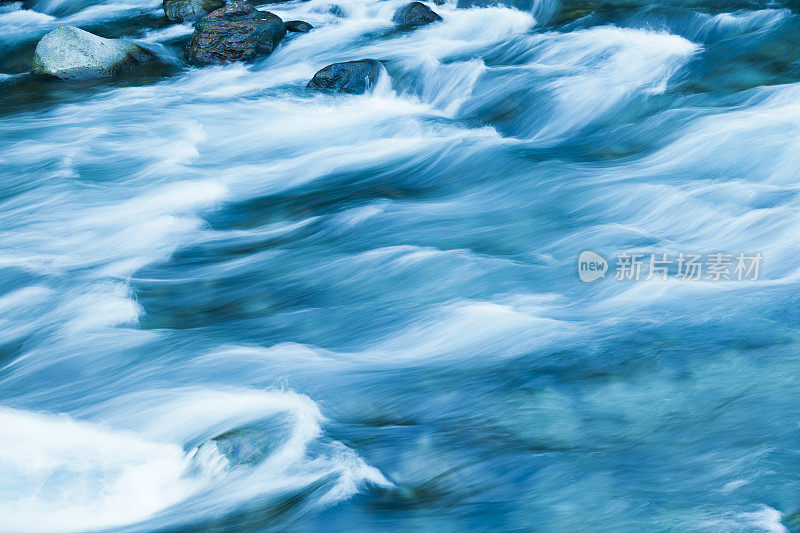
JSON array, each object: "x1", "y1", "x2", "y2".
[{"x1": 32, "y1": 26, "x2": 154, "y2": 80}]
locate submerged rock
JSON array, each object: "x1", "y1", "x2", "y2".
[
  {"x1": 163, "y1": 0, "x2": 225, "y2": 23},
  {"x1": 285, "y1": 20, "x2": 313, "y2": 33},
  {"x1": 208, "y1": 429, "x2": 266, "y2": 465},
  {"x1": 392, "y1": 2, "x2": 442, "y2": 29},
  {"x1": 185, "y1": 2, "x2": 286, "y2": 65},
  {"x1": 190, "y1": 418, "x2": 292, "y2": 471},
  {"x1": 307, "y1": 59, "x2": 382, "y2": 94},
  {"x1": 32, "y1": 26, "x2": 154, "y2": 80}
]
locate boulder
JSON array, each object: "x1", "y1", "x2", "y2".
[
  {"x1": 307, "y1": 59, "x2": 382, "y2": 94},
  {"x1": 392, "y1": 2, "x2": 442, "y2": 29},
  {"x1": 32, "y1": 26, "x2": 154, "y2": 80},
  {"x1": 185, "y1": 2, "x2": 286, "y2": 65},
  {"x1": 163, "y1": 0, "x2": 225, "y2": 23},
  {"x1": 285, "y1": 20, "x2": 312, "y2": 32}
]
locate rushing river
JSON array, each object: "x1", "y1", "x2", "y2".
[{"x1": 1, "y1": 0, "x2": 800, "y2": 530}]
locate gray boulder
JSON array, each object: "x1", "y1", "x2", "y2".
[
  {"x1": 185, "y1": 2, "x2": 286, "y2": 65},
  {"x1": 163, "y1": 0, "x2": 225, "y2": 23},
  {"x1": 32, "y1": 26, "x2": 154, "y2": 80},
  {"x1": 392, "y1": 2, "x2": 442, "y2": 29},
  {"x1": 285, "y1": 20, "x2": 313, "y2": 32},
  {"x1": 307, "y1": 59, "x2": 382, "y2": 94}
]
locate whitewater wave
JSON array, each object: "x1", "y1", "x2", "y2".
[{"x1": 0, "y1": 388, "x2": 390, "y2": 533}]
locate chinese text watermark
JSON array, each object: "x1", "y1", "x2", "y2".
[{"x1": 578, "y1": 251, "x2": 762, "y2": 283}]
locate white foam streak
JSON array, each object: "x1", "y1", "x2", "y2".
[
  {"x1": 533, "y1": 27, "x2": 699, "y2": 140},
  {"x1": 0, "y1": 407, "x2": 200, "y2": 533}
]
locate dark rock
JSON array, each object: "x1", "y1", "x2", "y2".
[
  {"x1": 32, "y1": 26, "x2": 155, "y2": 80},
  {"x1": 433, "y1": 0, "x2": 444, "y2": 4},
  {"x1": 307, "y1": 59, "x2": 382, "y2": 94},
  {"x1": 285, "y1": 20, "x2": 313, "y2": 32},
  {"x1": 392, "y1": 2, "x2": 442, "y2": 29},
  {"x1": 185, "y1": 2, "x2": 286, "y2": 65},
  {"x1": 163, "y1": 0, "x2": 224, "y2": 23}
]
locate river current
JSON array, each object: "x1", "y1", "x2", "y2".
[{"x1": 1, "y1": 0, "x2": 799, "y2": 530}]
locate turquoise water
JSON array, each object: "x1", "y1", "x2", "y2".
[{"x1": 2, "y1": 0, "x2": 800, "y2": 530}]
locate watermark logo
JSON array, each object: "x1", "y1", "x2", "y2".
[
  {"x1": 578, "y1": 250, "x2": 608, "y2": 283},
  {"x1": 577, "y1": 251, "x2": 763, "y2": 282}
]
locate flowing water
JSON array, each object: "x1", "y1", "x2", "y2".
[{"x1": 1, "y1": 0, "x2": 800, "y2": 530}]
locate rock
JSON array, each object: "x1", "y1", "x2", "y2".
[
  {"x1": 163, "y1": 0, "x2": 225, "y2": 23},
  {"x1": 285, "y1": 20, "x2": 312, "y2": 32},
  {"x1": 190, "y1": 419, "x2": 290, "y2": 470},
  {"x1": 307, "y1": 59, "x2": 382, "y2": 94},
  {"x1": 185, "y1": 2, "x2": 286, "y2": 65},
  {"x1": 32, "y1": 26, "x2": 154, "y2": 80},
  {"x1": 208, "y1": 429, "x2": 266, "y2": 465},
  {"x1": 392, "y1": 2, "x2": 442, "y2": 29},
  {"x1": 433, "y1": 0, "x2": 444, "y2": 4}
]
